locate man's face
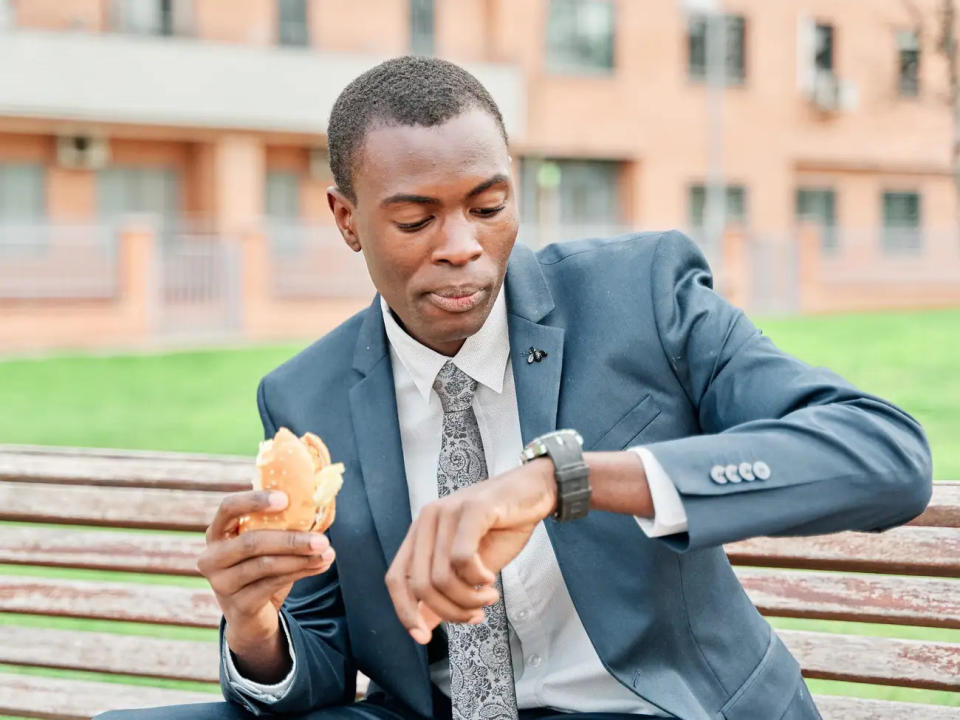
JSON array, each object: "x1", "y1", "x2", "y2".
[{"x1": 329, "y1": 108, "x2": 518, "y2": 356}]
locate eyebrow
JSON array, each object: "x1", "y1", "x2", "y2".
[{"x1": 380, "y1": 174, "x2": 509, "y2": 208}]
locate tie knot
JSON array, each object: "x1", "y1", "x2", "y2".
[{"x1": 432, "y1": 361, "x2": 478, "y2": 414}]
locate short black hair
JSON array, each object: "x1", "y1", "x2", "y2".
[{"x1": 327, "y1": 56, "x2": 508, "y2": 202}]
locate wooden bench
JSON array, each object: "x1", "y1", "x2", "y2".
[{"x1": 0, "y1": 444, "x2": 957, "y2": 719}]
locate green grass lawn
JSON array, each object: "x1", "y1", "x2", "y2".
[
  {"x1": 0, "y1": 307, "x2": 957, "y2": 478},
  {"x1": 0, "y1": 307, "x2": 957, "y2": 712}
]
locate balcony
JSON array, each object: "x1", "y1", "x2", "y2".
[{"x1": 0, "y1": 30, "x2": 525, "y2": 137}]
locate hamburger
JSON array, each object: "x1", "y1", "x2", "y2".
[{"x1": 238, "y1": 427, "x2": 345, "y2": 533}]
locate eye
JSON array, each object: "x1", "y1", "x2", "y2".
[
  {"x1": 396, "y1": 217, "x2": 433, "y2": 232},
  {"x1": 472, "y1": 205, "x2": 505, "y2": 218}
]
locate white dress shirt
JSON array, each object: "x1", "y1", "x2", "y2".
[{"x1": 226, "y1": 288, "x2": 688, "y2": 715}]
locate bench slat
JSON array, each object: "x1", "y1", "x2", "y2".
[
  {"x1": 0, "y1": 576, "x2": 220, "y2": 627},
  {"x1": 0, "y1": 526, "x2": 204, "y2": 575},
  {"x1": 780, "y1": 629, "x2": 960, "y2": 691},
  {"x1": 1, "y1": 674, "x2": 955, "y2": 720},
  {"x1": 0, "y1": 672, "x2": 217, "y2": 720},
  {"x1": 737, "y1": 568, "x2": 960, "y2": 628},
  {"x1": 4, "y1": 623, "x2": 959, "y2": 699},
  {"x1": 0, "y1": 481, "x2": 221, "y2": 531},
  {"x1": 0, "y1": 443, "x2": 250, "y2": 464},
  {"x1": 0, "y1": 451, "x2": 252, "y2": 492},
  {"x1": 908, "y1": 482, "x2": 960, "y2": 528},
  {"x1": 726, "y1": 526, "x2": 960, "y2": 576},
  {"x1": 814, "y1": 694, "x2": 960, "y2": 720},
  {"x1": 0, "y1": 626, "x2": 219, "y2": 683}
]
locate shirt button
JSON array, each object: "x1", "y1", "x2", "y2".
[
  {"x1": 527, "y1": 654, "x2": 542, "y2": 667},
  {"x1": 516, "y1": 609, "x2": 529, "y2": 621}
]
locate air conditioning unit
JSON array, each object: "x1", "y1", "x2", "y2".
[
  {"x1": 56, "y1": 135, "x2": 110, "y2": 171},
  {"x1": 811, "y1": 72, "x2": 842, "y2": 112},
  {"x1": 308, "y1": 146, "x2": 330, "y2": 179}
]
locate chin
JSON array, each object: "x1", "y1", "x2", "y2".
[{"x1": 416, "y1": 304, "x2": 489, "y2": 348}]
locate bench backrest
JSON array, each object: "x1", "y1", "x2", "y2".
[{"x1": 0, "y1": 444, "x2": 957, "y2": 719}]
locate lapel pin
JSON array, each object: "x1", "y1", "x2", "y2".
[{"x1": 527, "y1": 346, "x2": 548, "y2": 364}]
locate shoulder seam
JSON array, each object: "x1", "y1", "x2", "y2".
[{"x1": 537, "y1": 232, "x2": 665, "y2": 266}]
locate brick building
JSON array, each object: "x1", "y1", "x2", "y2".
[{"x1": 1, "y1": 0, "x2": 958, "y2": 351}]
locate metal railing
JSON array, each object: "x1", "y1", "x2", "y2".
[
  {"x1": 3, "y1": 221, "x2": 958, "y2": 345},
  {"x1": 0, "y1": 224, "x2": 117, "y2": 300}
]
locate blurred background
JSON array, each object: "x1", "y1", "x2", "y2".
[
  {"x1": 2, "y1": 0, "x2": 960, "y2": 352},
  {"x1": 0, "y1": 0, "x2": 957, "y2": 471},
  {"x1": 0, "y1": 0, "x2": 958, "y2": 713},
  {"x1": 0, "y1": 0, "x2": 957, "y2": 465}
]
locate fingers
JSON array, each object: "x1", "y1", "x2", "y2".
[
  {"x1": 207, "y1": 548, "x2": 335, "y2": 597},
  {"x1": 409, "y1": 507, "x2": 486, "y2": 625},
  {"x1": 229, "y1": 560, "x2": 334, "y2": 618},
  {"x1": 202, "y1": 530, "x2": 330, "y2": 570},
  {"x1": 206, "y1": 490, "x2": 287, "y2": 543},
  {"x1": 385, "y1": 519, "x2": 431, "y2": 644},
  {"x1": 386, "y1": 503, "x2": 500, "y2": 645},
  {"x1": 450, "y1": 505, "x2": 498, "y2": 586},
  {"x1": 428, "y1": 507, "x2": 498, "y2": 614}
]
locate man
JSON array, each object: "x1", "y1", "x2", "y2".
[{"x1": 98, "y1": 57, "x2": 932, "y2": 720}]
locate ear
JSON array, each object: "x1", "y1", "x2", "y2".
[{"x1": 327, "y1": 187, "x2": 361, "y2": 252}]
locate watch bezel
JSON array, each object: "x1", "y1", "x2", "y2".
[{"x1": 521, "y1": 429, "x2": 590, "y2": 521}]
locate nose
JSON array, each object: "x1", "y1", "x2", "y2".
[{"x1": 432, "y1": 215, "x2": 482, "y2": 266}]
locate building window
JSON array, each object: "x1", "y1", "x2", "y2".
[
  {"x1": 266, "y1": 171, "x2": 301, "y2": 253},
  {"x1": 0, "y1": 164, "x2": 45, "y2": 221},
  {"x1": 689, "y1": 184, "x2": 747, "y2": 229},
  {"x1": 882, "y1": 191, "x2": 922, "y2": 253},
  {"x1": 688, "y1": 14, "x2": 746, "y2": 84},
  {"x1": 0, "y1": 164, "x2": 46, "y2": 255},
  {"x1": 815, "y1": 23, "x2": 834, "y2": 72},
  {"x1": 98, "y1": 166, "x2": 180, "y2": 239},
  {"x1": 111, "y1": 0, "x2": 191, "y2": 36},
  {"x1": 519, "y1": 159, "x2": 621, "y2": 243},
  {"x1": 796, "y1": 188, "x2": 837, "y2": 252},
  {"x1": 277, "y1": 0, "x2": 309, "y2": 47},
  {"x1": 898, "y1": 30, "x2": 920, "y2": 97},
  {"x1": 410, "y1": 0, "x2": 434, "y2": 56},
  {"x1": 545, "y1": 0, "x2": 615, "y2": 73}
]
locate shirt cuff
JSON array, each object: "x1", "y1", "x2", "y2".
[
  {"x1": 629, "y1": 446, "x2": 689, "y2": 537},
  {"x1": 223, "y1": 613, "x2": 297, "y2": 701}
]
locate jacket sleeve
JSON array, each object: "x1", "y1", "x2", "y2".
[
  {"x1": 643, "y1": 230, "x2": 933, "y2": 551},
  {"x1": 218, "y1": 379, "x2": 356, "y2": 716}
]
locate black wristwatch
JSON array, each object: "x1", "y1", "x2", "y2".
[{"x1": 520, "y1": 429, "x2": 591, "y2": 521}]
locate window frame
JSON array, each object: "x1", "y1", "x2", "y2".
[
  {"x1": 409, "y1": 0, "x2": 435, "y2": 56},
  {"x1": 276, "y1": 0, "x2": 310, "y2": 47},
  {"x1": 881, "y1": 190, "x2": 923, "y2": 254},
  {"x1": 897, "y1": 29, "x2": 921, "y2": 98},
  {"x1": 796, "y1": 187, "x2": 838, "y2": 253},
  {"x1": 687, "y1": 13, "x2": 747, "y2": 86},
  {"x1": 544, "y1": 0, "x2": 617, "y2": 75}
]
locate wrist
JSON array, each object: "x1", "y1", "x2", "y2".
[
  {"x1": 528, "y1": 456, "x2": 558, "y2": 518},
  {"x1": 225, "y1": 614, "x2": 281, "y2": 656}
]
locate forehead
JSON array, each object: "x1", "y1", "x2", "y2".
[{"x1": 353, "y1": 108, "x2": 509, "y2": 201}]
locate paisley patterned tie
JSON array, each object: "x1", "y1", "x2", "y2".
[{"x1": 433, "y1": 360, "x2": 519, "y2": 720}]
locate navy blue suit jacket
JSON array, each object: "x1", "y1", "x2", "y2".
[{"x1": 220, "y1": 231, "x2": 932, "y2": 720}]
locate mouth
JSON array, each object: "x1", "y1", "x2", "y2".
[{"x1": 424, "y1": 285, "x2": 488, "y2": 314}]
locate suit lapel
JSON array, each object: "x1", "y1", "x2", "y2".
[
  {"x1": 347, "y1": 298, "x2": 432, "y2": 714},
  {"x1": 349, "y1": 378, "x2": 412, "y2": 567},
  {"x1": 505, "y1": 244, "x2": 564, "y2": 443}
]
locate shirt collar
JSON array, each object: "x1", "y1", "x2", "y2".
[{"x1": 380, "y1": 286, "x2": 510, "y2": 402}]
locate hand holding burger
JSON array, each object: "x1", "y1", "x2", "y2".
[{"x1": 196, "y1": 427, "x2": 345, "y2": 684}]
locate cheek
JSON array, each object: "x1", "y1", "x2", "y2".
[
  {"x1": 480, "y1": 211, "x2": 519, "y2": 259},
  {"x1": 359, "y1": 233, "x2": 423, "y2": 301}
]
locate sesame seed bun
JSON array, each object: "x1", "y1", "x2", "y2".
[{"x1": 238, "y1": 427, "x2": 344, "y2": 534}]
